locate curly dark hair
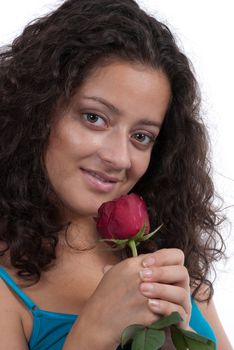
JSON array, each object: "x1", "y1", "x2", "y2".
[{"x1": 0, "y1": 0, "x2": 225, "y2": 299}]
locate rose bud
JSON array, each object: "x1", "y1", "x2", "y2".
[{"x1": 96, "y1": 193, "x2": 150, "y2": 240}]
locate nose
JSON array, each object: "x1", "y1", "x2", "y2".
[{"x1": 98, "y1": 130, "x2": 132, "y2": 170}]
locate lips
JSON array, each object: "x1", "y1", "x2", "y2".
[
  {"x1": 81, "y1": 168, "x2": 121, "y2": 183},
  {"x1": 81, "y1": 168, "x2": 121, "y2": 193}
]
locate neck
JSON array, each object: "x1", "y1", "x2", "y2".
[
  {"x1": 59, "y1": 215, "x2": 99, "y2": 250},
  {"x1": 58, "y1": 215, "x2": 124, "y2": 263}
]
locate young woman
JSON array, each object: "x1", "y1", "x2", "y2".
[{"x1": 0, "y1": 0, "x2": 232, "y2": 349}]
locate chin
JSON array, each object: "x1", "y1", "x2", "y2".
[{"x1": 64, "y1": 192, "x2": 122, "y2": 219}]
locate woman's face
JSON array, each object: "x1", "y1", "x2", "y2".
[{"x1": 44, "y1": 61, "x2": 171, "y2": 218}]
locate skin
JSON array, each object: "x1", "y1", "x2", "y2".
[
  {"x1": 0, "y1": 61, "x2": 232, "y2": 350},
  {"x1": 44, "y1": 61, "x2": 170, "y2": 219}
]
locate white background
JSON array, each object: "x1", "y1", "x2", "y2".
[{"x1": 0, "y1": 0, "x2": 233, "y2": 346}]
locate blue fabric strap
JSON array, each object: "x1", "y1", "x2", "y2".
[
  {"x1": 0, "y1": 266, "x2": 38, "y2": 311},
  {"x1": 190, "y1": 297, "x2": 217, "y2": 344}
]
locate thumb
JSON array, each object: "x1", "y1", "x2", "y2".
[{"x1": 103, "y1": 265, "x2": 113, "y2": 274}]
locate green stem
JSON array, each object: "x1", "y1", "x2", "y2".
[{"x1": 128, "y1": 239, "x2": 138, "y2": 257}]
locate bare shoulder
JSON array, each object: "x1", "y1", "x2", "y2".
[
  {"x1": 0, "y1": 274, "x2": 31, "y2": 349},
  {"x1": 194, "y1": 286, "x2": 233, "y2": 350}
]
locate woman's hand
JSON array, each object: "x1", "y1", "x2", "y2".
[
  {"x1": 139, "y1": 248, "x2": 192, "y2": 329},
  {"x1": 73, "y1": 248, "x2": 191, "y2": 349},
  {"x1": 76, "y1": 254, "x2": 164, "y2": 348}
]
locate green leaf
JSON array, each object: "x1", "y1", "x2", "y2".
[
  {"x1": 170, "y1": 328, "x2": 188, "y2": 350},
  {"x1": 99, "y1": 238, "x2": 129, "y2": 245},
  {"x1": 140, "y1": 224, "x2": 163, "y2": 242},
  {"x1": 121, "y1": 324, "x2": 145, "y2": 347},
  {"x1": 149, "y1": 312, "x2": 183, "y2": 330},
  {"x1": 180, "y1": 328, "x2": 215, "y2": 344},
  {"x1": 134, "y1": 224, "x2": 147, "y2": 240},
  {"x1": 171, "y1": 326, "x2": 216, "y2": 350},
  {"x1": 185, "y1": 337, "x2": 215, "y2": 350},
  {"x1": 131, "y1": 329, "x2": 165, "y2": 350},
  {"x1": 179, "y1": 328, "x2": 216, "y2": 350}
]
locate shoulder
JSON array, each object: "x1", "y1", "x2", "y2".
[
  {"x1": 0, "y1": 269, "x2": 24, "y2": 311},
  {"x1": 0, "y1": 269, "x2": 33, "y2": 345},
  {"x1": 193, "y1": 286, "x2": 233, "y2": 350}
]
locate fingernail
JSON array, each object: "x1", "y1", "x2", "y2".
[
  {"x1": 140, "y1": 283, "x2": 154, "y2": 292},
  {"x1": 139, "y1": 269, "x2": 153, "y2": 279},
  {"x1": 142, "y1": 256, "x2": 155, "y2": 267},
  {"x1": 148, "y1": 299, "x2": 160, "y2": 307}
]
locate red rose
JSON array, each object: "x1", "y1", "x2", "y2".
[
  {"x1": 96, "y1": 195, "x2": 212, "y2": 350},
  {"x1": 96, "y1": 193, "x2": 150, "y2": 240}
]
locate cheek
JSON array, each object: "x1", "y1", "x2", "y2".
[
  {"x1": 133, "y1": 153, "x2": 151, "y2": 181},
  {"x1": 47, "y1": 127, "x2": 83, "y2": 162}
]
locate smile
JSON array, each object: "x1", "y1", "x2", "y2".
[
  {"x1": 86, "y1": 171, "x2": 115, "y2": 183},
  {"x1": 81, "y1": 168, "x2": 118, "y2": 193}
]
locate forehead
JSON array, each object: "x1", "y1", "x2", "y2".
[
  {"x1": 78, "y1": 59, "x2": 170, "y2": 94},
  {"x1": 70, "y1": 60, "x2": 171, "y2": 118}
]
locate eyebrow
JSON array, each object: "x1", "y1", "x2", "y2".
[{"x1": 81, "y1": 95, "x2": 162, "y2": 129}]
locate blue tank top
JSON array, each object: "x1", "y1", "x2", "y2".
[{"x1": 0, "y1": 266, "x2": 216, "y2": 349}]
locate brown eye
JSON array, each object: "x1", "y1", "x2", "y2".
[
  {"x1": 133, "y1": 132, "x2": 154, "y2": 145},
  {"x1": 82, "y1": 113, "x2": 106, "y2": 126}
]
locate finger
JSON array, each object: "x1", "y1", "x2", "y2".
[
  {"x1": 139, "y1": 265, "x2": 190, "y2": 291},
  {"x1": 142, "y1": 249, "x2": 185, "y2": 268},
  {"x1": 147, "y1": 298, "x2": 189, "y2": 328},
  {"x1": 139, "y1": 282, "x2": 191, "y2": 315}
]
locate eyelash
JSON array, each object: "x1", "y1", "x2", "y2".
[
  {"x1": 82, "y1": 112, "x2": 156, "y2": 146},
  {"x1": 82, "y1": 112, "x2": 106, "y2": 127},
  {"x1": 132, "y1": 133, "x2": 155, "y2": 145}
]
